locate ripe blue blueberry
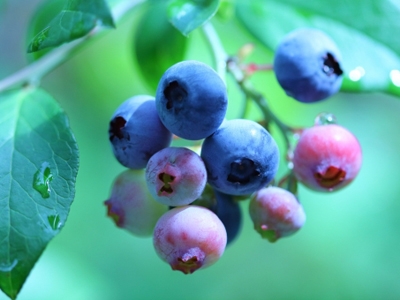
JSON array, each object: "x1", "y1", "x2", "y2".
[
  {"x1": 109, "y1": 95, "x2": 172, "y2": 169},
  {"x1": 212, "y1": 190, "x2": 242, "y2": 245},
  {"x1": 191, "y1": 185, "x2": 242, "y2": 245},
  {"x1": 155, "y1": 60, "x2": 228, "y2": 140},
  {"x1": 200, "y1": 119, "x2": 280, "y2": 196},
  {"x1": 273, "y1": 28, "x2": 343, "y2": 103}
]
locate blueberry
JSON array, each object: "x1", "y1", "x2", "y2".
[
  {"x1": 104, "y1": 169, "x2": 167, "y2": 237},
  {"x1": 201, "y1": 119, "x2": 280, "y2": 195},
  {"x1": 155, "y1": 60, "x2": 228, "y2": 140},
  {"x1": 109, "y1": 95, "x2": 172, "y2": 169},
  {"x1": 153, "y1": 206, "x2": 227, "y2": 274},
  {"x1": 293, "y1": 123, "x2": 362, "y2": 192},
  {"x1": 249, "y1": 186, "x2": 306, "y2": 242},
  {"x1": 273, "y1": 28, "x2": 343, "y2": 103},
  {"x1": 145, "y1": 147, "x2": 207, "y2": 206},
  {"x1": 212, "y1": 190, "x2": 242, "y2": 245},
  {"x1": 192, "y1": 185, "x2": 242, "y2": 245}
]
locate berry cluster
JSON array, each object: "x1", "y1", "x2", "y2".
[{"x1": 104, "y1": 28, "x2": 362, "y2": 274}]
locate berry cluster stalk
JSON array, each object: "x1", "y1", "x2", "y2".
[
  {"x1": 0, "y1": 0, "x2": 145, "y2": 93},
  {"x1": 201, "y1": 22, "x2": 297, "y2": 162}
]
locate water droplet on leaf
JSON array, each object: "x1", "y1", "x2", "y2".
[
  {"x1": 48, "y1": 214, "x2": 61, "y2": 230},
  {"x1": 33, "y1": 162, "x2": 53, "y2": 198},
  {"x1": 0, "y1": 259, "x2": 18, "y2": 272}
]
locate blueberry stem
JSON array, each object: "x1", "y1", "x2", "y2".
[
  {"x1": 201, "y1": 22, "x2": 228, "y2": 85},
  {"x1": 226, "y1": 59, "x2": 293, "y2": 151},
  {"x1": 239, "y1": 96, "x2": 252, "y2": 119},
  {"x1": 0, "y1": 0, "x2": 146, "y2": 93},
  {"x1": 197, "y1": 22, "x2": 298, "y2": 162}
]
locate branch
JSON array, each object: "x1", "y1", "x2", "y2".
[
  {"x1": 0, "y1": 0, "x2": 145, "y2": 93},
  {"x1": 201, "y1": 22, "x2": 297, "y2": 156},
  {"x1": 201, "y1": 22, "x2": 228, "y2": 84},
  {"x1": 227, "y1": 58, "x2": 292, "y2": 150}
]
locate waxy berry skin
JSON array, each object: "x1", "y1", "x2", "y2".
[
  {"x1": 212, "y1": 191, "x2": 242, "y2": 245},
  {"x1": 153, "y1": 206, "x2": 227, "y2": 274},
  {"x1": 109, "y1": 95, "x2": 172, "y2": 169},
  {"x1": 293, "y1": 124, "x2": 362, "y2": 192},
  {"x1": 249, "y1": 187, "x2": 306, "y2": 242},
  {"x1": 155, "y1": 60, "x2": 228, "y2": 140},
  {"x1": 145, "y1": 147, "x2": 207, "y2": 206},
  {"x1": 104, "y1": 169, "x2": 167, "y2": 237},
  {"x1": 192, "y1": 185, "x2": 242, "y2": 245},
  {"x1": 201, "y1": 119, "x2": 280, "y2": 196},
  {"x1": 274, "y1": 28, "x2": 343, "y2": 103}
]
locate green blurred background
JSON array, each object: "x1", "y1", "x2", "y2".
[{"x1": 1, "y1": 1, "x2": 400, "y2": 299}]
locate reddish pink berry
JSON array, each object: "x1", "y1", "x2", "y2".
[
  {"x1": 145, "y1": 147, "x2": 207, "y2": 206},
  {"x1": 249, "y1": 187, "x2": 306, "y2": 242},
  {"x1": 153, "y1": 206, "x2": 227, "y2": 274},
  {"x1": 104, "y1": 169, "x2": 167, "y2": 237},
  {"x1": 293, "y1": 124, "x2": 362, "y2": 192}
]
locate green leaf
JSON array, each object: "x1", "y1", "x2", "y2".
[
  {"x1": 236, "y1": 0, "x2": 400, "y2": 97},
  {"x1": 215, "y1": 0, "x2": 235, "y2": 21},
  {"x1": 26, "y1": 0, "x2": 75, "y2": 61},
  {"x1": 134, "y1": 2, "x2": 188, "y2": 91},
  {"x1": 0, "y1": 88, "x2": 79, "y2": 299},
  {"x1": 168, "y1": 0, "x2": 220, "y2": 36},
  {"x1": 27, "y1": 0, "x2": 115, "y2": 53}
]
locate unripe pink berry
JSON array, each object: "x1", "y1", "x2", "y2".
[
  {"x1": 153, "y1": 206, "x2": 227, "y2": 274},
  {"x1": 145, "y1": 147, "x2": 207, "y2": 206},
  {"x1": 293, "y1": 124, "x2": 362, "y2": 192},
  {"x1": 249, "y1": 187, "x2": 306, "y2": 242},
  {"x1": 104, "y1": 169, "x2": 167, "y2": 237}
]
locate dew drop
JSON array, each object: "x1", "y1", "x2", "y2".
[
  {"x1": 349, "y1": 66, "x2": 365, "y2": 81},
  {"x1": 33, "y1": 162, "x2": 53, "y2": 198},
  {"x1": 314, "y1": 112, "x2": 337, "y2": 126},
  {"x1": 48, "y1": 214, "x2": 62, "y2": 230},
  {"x1": 0, "y1": 259, "x2": 18, "y2": 272},
  {"x1": 390, "y1": 69, "x2": 400, "y2": 87}
]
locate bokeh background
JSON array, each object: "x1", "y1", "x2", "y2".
[{"x1": 1, "y1": 1, "x2": 400, "y2": 299}]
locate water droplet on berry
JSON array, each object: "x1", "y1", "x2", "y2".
[
  {"x1": 314, "y1": 113, "x2": 337, "y2": 126},
  {"x1": 33, "y1": 162, "x2": 53, "y2": 198}
]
